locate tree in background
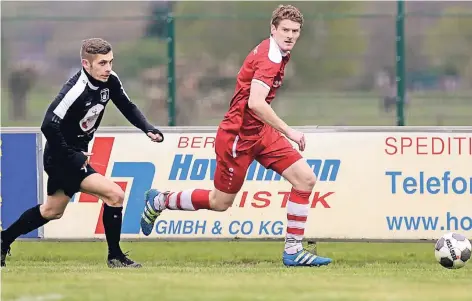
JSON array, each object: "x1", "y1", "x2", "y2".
[
  {"x1": 171, "y1": 1, "x2": 367, "y2": 91},
  {"x1": 8, "y1": 61, "x2": 40, "y2": 120},
  {"x1": 422, "y1": 6, "x2": 472, "y2": 88},
  {"x1": 145, "y1": 1, "x2": 173, "y2": 40},
  {"x1": 140, "y1": 1, "x2": 369, "y2": 125},
  {"x1": 1, "y1": 26, "x2": 7, "y2": 87}
]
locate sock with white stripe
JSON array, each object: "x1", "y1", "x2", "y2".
[
  {"x1": 155, "y1": 189, "x2": 211, "y2": 211},
  {"x1": 285, "y1": 188, "x2": 311, "y2": 255}
]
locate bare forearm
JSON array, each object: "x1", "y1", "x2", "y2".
[{"x1": 250, "y1": 101, "x2": 290, "y2": 135}]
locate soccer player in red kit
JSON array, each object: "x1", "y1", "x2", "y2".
[{"x1": 141, "y1": 5, "x2": 332, "y2": 267}]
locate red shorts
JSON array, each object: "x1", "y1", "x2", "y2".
[{"x1": 214, "y1": 127, "x2": 302, "y2": 194}]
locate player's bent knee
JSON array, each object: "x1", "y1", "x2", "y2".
[
  {"x1": 209, "y1": 189, "x2": 237, "y2": 212},
  {"x1": 40, "y1": 192, "x2": 70, "y2": 220},
  {"x1": 40, "y1": 203, "x2": 65, "y2": 220},
  {"x1": 303, "y1": 173, "x2": 317, "y2": 190},
  {"x1": 283, "y1": 160, "x2": 317, "y2": 191},
  {"x1": 292, "y1": 171, "x2": 316, "y2": 191},
  {"x1": 41, "y1": 209, "x2": 64, "y2": 220},
  {"x1": 80, "y1": 174, "x2": 125, "y2": 207},
  {"x1": 211, "y1": 200, "x2": 232, "y2": 212},
  {"x1": 103, "y1": 187, "x2": 125, "y2": 207}
]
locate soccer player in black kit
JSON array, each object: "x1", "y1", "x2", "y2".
[{"x1": 1, "y1": 38, "x2": 164, "y2": 268}]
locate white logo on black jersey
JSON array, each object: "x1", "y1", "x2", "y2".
[
  {"x1": 80, "y1": 104, "x2": 104, "y2": 132},
  {"x1": 100, "y1": 88, "x2": 110, "y2": 102}
]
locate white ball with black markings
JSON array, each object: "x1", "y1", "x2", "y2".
[{"x1": 434, "y1": 232, "x2": 471, "y2": 269}]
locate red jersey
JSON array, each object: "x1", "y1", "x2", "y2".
[{"x1": 219, "y1": 37, "x2": 290, "y2": 139}]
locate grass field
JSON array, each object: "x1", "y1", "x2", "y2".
[{"x1": 2, "y1": 241, "x2": 472, "y2": 301}]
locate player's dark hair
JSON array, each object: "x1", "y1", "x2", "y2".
[
  {"x1": 80, "y1": 38, "x2": 112, "y2": 61},
  {"x1": 271, "y1": 5, "x2": 304, "y2": 28}
]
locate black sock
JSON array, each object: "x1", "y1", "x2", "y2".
[
  {"x1": 2, "y1": 205, "x2": 49, "y2": 247},
  {"x1": 102, "y1": 204, "x2": 123, "y2": 257}
]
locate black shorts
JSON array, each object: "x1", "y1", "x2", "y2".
[{"x1": 44, "y1": 152, "x2": 97, "y2": 198}]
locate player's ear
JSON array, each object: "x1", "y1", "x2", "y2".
[{"x1": 81, "y1": 58, "x2": 90, "y2": 69}]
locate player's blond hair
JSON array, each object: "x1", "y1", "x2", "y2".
[
  {"x1": 80, "y1": 38, "x2": 112, "y2": 61},
  {"x1": 271, "y1": 5, "x2": 304, "y2": 28}
]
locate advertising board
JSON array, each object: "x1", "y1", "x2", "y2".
[
  {"x1": 1, "y1": 133, "x2": 40, "y2": 238},
  {"x1": 42, "y1": 130, "x2": 472, "y2": 240}
]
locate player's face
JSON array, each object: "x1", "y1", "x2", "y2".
[
  {"x1": 82, "y1": 52, "x2": 113, "y2": 82},
  {"x1": 271, "y1": 19, "x2": 301, "y2": 52}
]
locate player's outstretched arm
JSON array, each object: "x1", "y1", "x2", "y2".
[
  {"x1": 40, "y1": 100, "x2": 88, "y2": 170},
  {"x1": 110, "y1": 71, "x2": 163, "y2": 142},
  {"x1": 248, "y1": 82, "x2": 305, "y2": 151}
]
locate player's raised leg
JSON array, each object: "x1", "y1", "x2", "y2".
[
  {"x1": 141, "y1": 187, "x2": 212, "y2": 235},
  {"x1": 142, "y1": 188, "x2": 212, "y2": 234},
  {"x1": 141, "y1": 187, "x2": 240, "y2": 234},
  {"x1": 80, "y1": 173, "x2": 141, "y2": 268},
  {"x1": 141, "y1": 174, "x2": 247, "y2": 235},
  {"x1": 141, "y1": 129, "x2": 252, "y2": 236}
]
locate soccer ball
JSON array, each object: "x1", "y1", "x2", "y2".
[{"x1": 434, "y1": 232, "x2": 472, "y2": 269}]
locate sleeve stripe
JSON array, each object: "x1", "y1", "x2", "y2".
[
  {"x1": 53, "y1": 70, "x2": 87, "y2": 119},
  {"x1": 110, "y1": 70, "x2": 131, "y2": 100},
  {"x1": 252, "y1": 79, "x2": 270, "y2": 90}
]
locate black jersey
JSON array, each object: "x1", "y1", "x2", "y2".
[{"x1": 41, "y1": 68, "x2": 155, "y2": 170}]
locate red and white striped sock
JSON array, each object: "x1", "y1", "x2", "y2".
[
  {"x1": 162, "y1": 189, "x2": 211, "y2": 210},
  {"x1": 285, "y1": 187, "x2": 311, "y2": 255}
]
